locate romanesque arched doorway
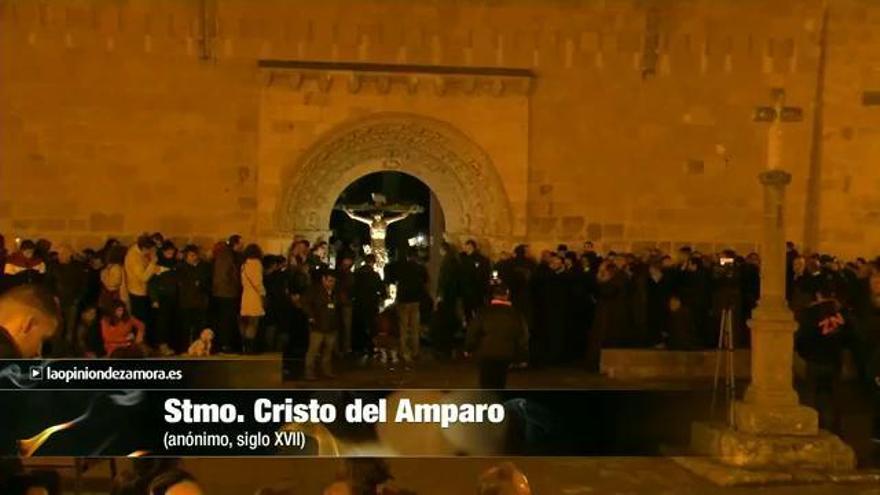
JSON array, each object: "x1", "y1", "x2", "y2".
[{"x1": 275, "y1": 113, "x2": 514, "y2": 251}]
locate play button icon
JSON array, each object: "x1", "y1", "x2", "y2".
[{"x1": 29, "y1": 366, "x2": 43, "y2": 380}]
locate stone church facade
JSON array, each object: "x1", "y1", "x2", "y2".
[{"x1": 1, "y1": 0, "x2": 879, "y2": 257}]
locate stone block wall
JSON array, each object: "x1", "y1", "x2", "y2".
[
  {"x1": 818, "y1": 0, "x2": 880, "y2": 259},
  {"x1": 0, "y1": 0, "x2": 261, "y2": 250},
  {"x1": 0, "y1": 0, "x2": 877, "y2": 258}
]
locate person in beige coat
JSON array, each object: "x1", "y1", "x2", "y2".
[
  {"x1": 99, "y1": 245, "x2": 129, "y2": 313},
  {"x1": 240, "y1": 244, "x2": 265, "y2": 354},
  {"x1": 124, "y1": 235, "x2": 161, "y2": 340}
]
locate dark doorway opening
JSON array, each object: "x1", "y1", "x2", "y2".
[{"x1": 330, "y1": 172, "x2": 443, "y2": 263}]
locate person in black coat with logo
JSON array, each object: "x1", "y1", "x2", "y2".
[
  {"x1": 466, "y1": 284, "x2": 529, "y2": 389},
  {"x1": 795, "y1": 284, "x2": 852, "y2": 434}
]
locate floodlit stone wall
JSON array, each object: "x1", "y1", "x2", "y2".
[{"x1": 1, "y1": 0, "x2": 878, "y2": 258}]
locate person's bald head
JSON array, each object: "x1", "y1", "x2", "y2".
[
  {"x1": 148, "y1": 469, "x2": 203, "y2": 495},
  {"x1": 323, "y1": 481, "x2": 352, "y2": 495},
  {"x1": 164, "y1": 480, "x2": 202, "y2": 495},
  {"x1": 477, "y1": 463, "x2": 532, "y2": 495},
  {"x1": 0, "y1": 285, "x2": 59, "y2": 357}
]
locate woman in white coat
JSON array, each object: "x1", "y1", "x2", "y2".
[
  {"x1": 99, "y1": 245, "x2": 129, "y2": 314},
  {"x1": 239, "y1": 243, "x2": 266, "y2": 354}
]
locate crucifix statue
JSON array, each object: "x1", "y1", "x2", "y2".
[{"x1": 337, "y1": 193, "x2": 424, "y2": 273}]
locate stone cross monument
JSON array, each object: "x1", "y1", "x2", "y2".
[
  {"x1": 680, "y1": 89, "x2": 855, "y2": 485},
  {"x1": 737, "y1": 88, "x2": 811, "y2": 434}
]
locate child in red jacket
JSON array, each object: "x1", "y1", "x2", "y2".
[{"x1": 374, "y1": 305, "x2": 400, "y2": 368}]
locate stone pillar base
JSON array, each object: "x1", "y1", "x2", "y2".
[
  {"x1": 679, "y1": 421, "x2": 856, "y2": 485},
  {"x1": 734, "y1": 401, "x2": 819, "y2": 436}
]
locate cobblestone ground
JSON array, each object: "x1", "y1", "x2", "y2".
[{"x1": 70, "y1": 457, "x2": 880, "y2": 494}]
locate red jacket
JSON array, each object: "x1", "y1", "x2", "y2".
[{"x1": 101, "y1": 317, "x2": 145, "y2": 356}]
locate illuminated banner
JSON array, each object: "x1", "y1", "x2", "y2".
[{"x1": 0, "y1": 389, "x2": 703, "y2": 457}]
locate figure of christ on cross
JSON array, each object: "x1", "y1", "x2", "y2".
[{"x1": 340, "y1": 196, "x2": 423, "y2": 274}]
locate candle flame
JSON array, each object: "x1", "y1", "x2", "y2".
[
  {"x1": 19, "y1": 420, "x2": 78, "y2": 457},
  {"x1": 16, "y1": 392, "x2": 145, "y2": 457},
  {"x1": 127, "y1": 450, "x2": 150, "y2": 457}
]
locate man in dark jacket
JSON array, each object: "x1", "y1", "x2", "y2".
[
  {"x1": 795, "y1": 285, "x2": 852, "y2": 434},
  {"x1": 177, "y1": 245, "x2": 211, "y2": 351},
  {"x1": 304, "y1": 270, "x2": 343, "y2": 380},
  {"x1": 149, "y1": 241, "x2": 179, "y2": 355},
  {"x1": 351, "y1": 255, "x2": 385, "y2": 357},
  {"x1": 286, "y1": 240, "x2": 313, "y2": 359},
  {"x1": 263, "y1": 255, "x2": 291, "y2": 353},
  {"x1": 0, "y1": 284, "x2": 59, "y2": 359},
  {"x1": 46, "y1": 244, "x2": 88, "y2": 354},
  {"x1": 532, "y1": 254, "x2": 571, "y2": 366},
  {"x1": 500, "y1": 244, "x2": 536, "y2": 322},
  {"x1": 581, "y1": 241, "x2": 602, "y2": 273},
  {"x1": 856, "y1": 272, "x2": 880, "y2": 457},
  {"x1": 460, "y1": 240, "x2": 492, "y2": 324},
  {"x1": 645, "y1": 261, "x2": 672, "y2": 346},
  {"x1": 434, "y1": 242, "x2": 462, "y2": 358},
  {"x1": 212, "y1": 235, "x2": 243, "y2": 353},
  {"x1": 466, "y1": 284, "x2": 529, "y2": 389},
  {"x1": 335, "y1": 254, "x2": 355, "y2": 356}
]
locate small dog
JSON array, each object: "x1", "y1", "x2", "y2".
[{"x1": 187, "y1": 328, "x2": 215, "y2": 357}]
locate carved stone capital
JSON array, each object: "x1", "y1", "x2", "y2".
[
  {"x1": 317, "y1": 73, "x2": 334, "y2": 93},
  {"x1": 491, "y1": 78, "x2": 505, "y2": 96},
  {"x1": 347, "y1": 73, "x2": 362, "y2": 93},
  {"x1": 376, "y1": 75, "x2": 391, "y2": 94},
  {"x1": 263, "y1": 70, "x2": 278, "y2": 87},
  {"x1": 759, "y1": 169, "x2": 792, "y2": 186},
  {"x1": 260, "y1": 64, "x2": 533, "y2": 98},
  {"x1": 289, "y1": 71, "x2": 304, "y2": 90},
  {"x1": 433, "y1": 76, "x2": 447, "y2": 96}
]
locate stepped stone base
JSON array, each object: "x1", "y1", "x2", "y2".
[
  {"x1": 734, "y1": 401, "x2": 820, "y2": 436},
  {"x1": 673, "y1": 456, "x2": 879, "y2": 486},
  {"x1": 678, "y1": 421, "x2": 858, "y2": 486}
]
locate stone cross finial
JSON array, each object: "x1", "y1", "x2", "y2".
[{"x1": 753, "y1": 88, "x2": 803, "y2": 170}]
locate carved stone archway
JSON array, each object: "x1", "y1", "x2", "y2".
[{"x1": 276, "y1": 113, "x2": 514, "y2": 248}]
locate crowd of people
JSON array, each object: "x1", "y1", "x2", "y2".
[
  {"x1": 0, "y1": 232, "x2": 878, "y2": 383},
  {"x1": 0, "y1": 229, "x2": 879, "y2": 470}
]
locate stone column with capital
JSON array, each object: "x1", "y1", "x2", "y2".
[
  {"x1": 681, "y1": 168, "x2": 856, "y2": 484},
  {"x1": 678, "y1": 88, "x2": 858, "y2": 484},
  {"x1": 734, "y1": 169, "x2": 817, "y2": 435}
]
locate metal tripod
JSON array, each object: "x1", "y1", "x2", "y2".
[{"x1": 711, "y1": 306, "x2": 736, "y2": 427}]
